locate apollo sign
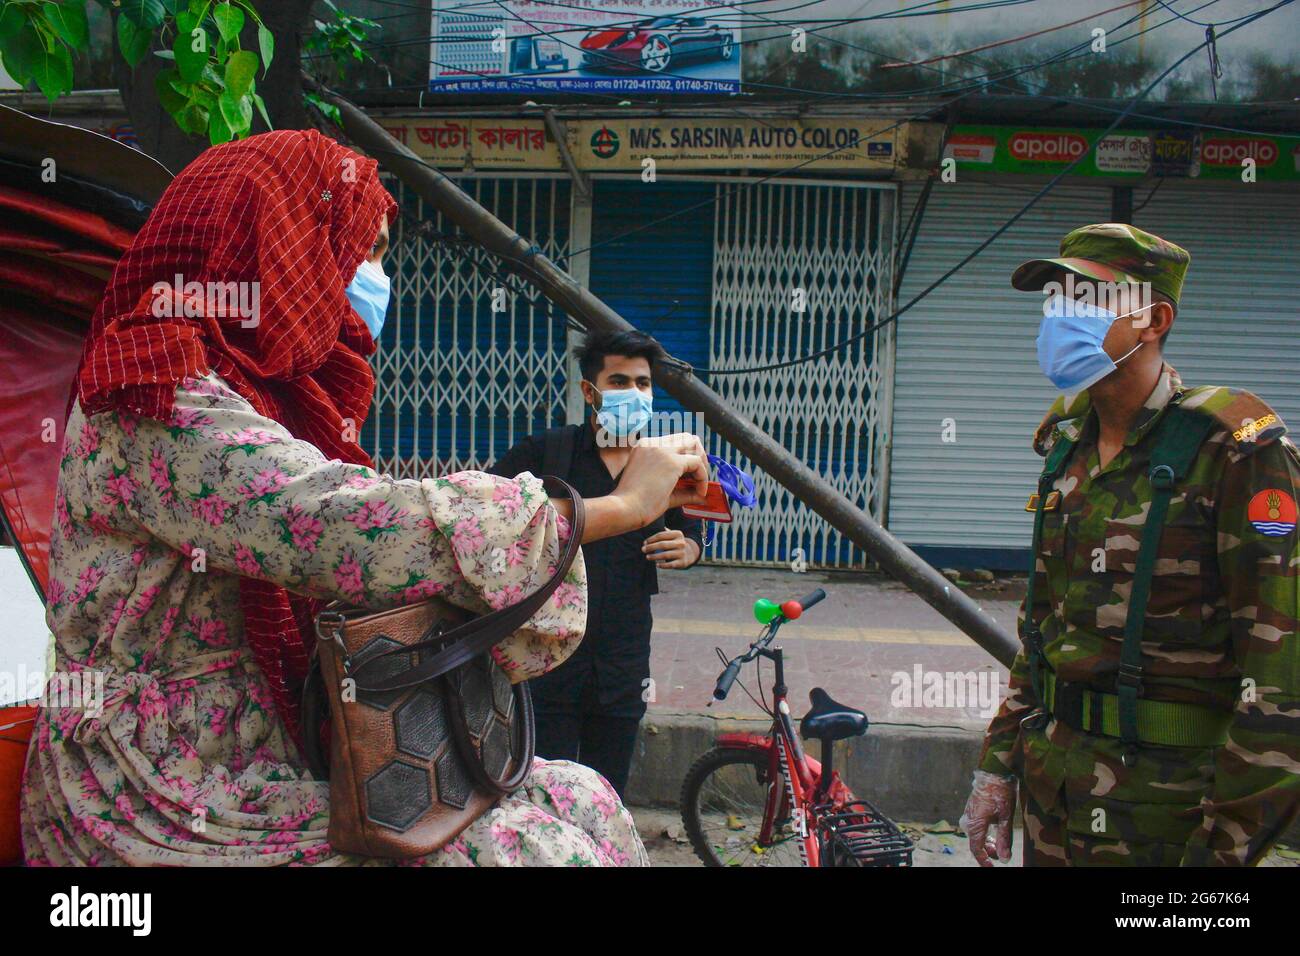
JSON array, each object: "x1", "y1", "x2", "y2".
[
  {"x1": 1200, "y1": 137, "x2": 1279, "y2": 167},
  {"x1": 1008, "y1": 131, "x2": 1089, "y2": 162}
]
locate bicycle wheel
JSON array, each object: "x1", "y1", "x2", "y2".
[{"x1": 680, "y1": 747, "x2": 806, "y2": 867}]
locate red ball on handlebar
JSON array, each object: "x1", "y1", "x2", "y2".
[{"x1": 780, "y1": 600, "x2": 803, "y2": 620}]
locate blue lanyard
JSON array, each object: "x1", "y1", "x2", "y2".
[
  {"x1": 700, "y1": 453, "x2": 756, "y2": 547},
  {"x1": 708, "y1": 453, "x2": 757, "y2": 508}
]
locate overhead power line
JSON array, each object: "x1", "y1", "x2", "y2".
[
  {"x1": 697, "y1": 0, "x2": 1296, "y2": 376},
  {"x1": 317, "y1": 0, "x2": 1297, "y2": 379}
]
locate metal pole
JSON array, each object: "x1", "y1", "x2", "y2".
[
  {"x1": 540, "y1": 108, "x2": 590, "y2": 201},
  {"x1": 324, "y1": 89, "x2": 1019, "y2": 667},
  {"x1": 565, "y1": 190, "x2": 593, "y2": 426}
]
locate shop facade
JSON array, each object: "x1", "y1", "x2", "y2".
[
  {"x1": 366, "y1": 111, "x2": 915, "y2": 568},
  {"x1": 891, "y1": 126, "x2": 1300, "y2": 569},
  {"x1": 35, "y1": 96, "x2": 1295, "y2": 571}
]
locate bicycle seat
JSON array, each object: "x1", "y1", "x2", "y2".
[{"x1": 800, "y1": 687, "x2": 868, "y2": 741}]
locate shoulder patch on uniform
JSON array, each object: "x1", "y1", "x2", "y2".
[
  {"x1": 1247, "y1": 488, "x2": 1297, "y2": 537},
  {"x1": 1177, "y1": 385, "x2": 1288, "y2": 455}
]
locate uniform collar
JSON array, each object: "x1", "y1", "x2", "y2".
[
  {"x1": 1032, "y1": 363, "x2": 1184, "y2": 456},
  {"x1": 1125, "y1": 363, "x2": 1183, "y2": 447}
]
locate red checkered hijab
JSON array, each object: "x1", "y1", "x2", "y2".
[{"x1": 75, "y1": 129, "x2": 397, "y2": 745}]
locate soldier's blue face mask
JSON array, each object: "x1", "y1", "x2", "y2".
[
  {"x1": 1036, "y1": 293, "x2": 1144, "y2": 394},
  {"x1": 345, "y1": 258, "x2": 391, "y2": 342}
]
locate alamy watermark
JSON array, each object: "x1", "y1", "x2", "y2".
[
  {"x1": 2, "y1": 665, "x2": 105, "y2": 716},
  {"x1": 595, "y1": 409, "x2": 707, "y2": 447},
  {"x1": 150, "y1": 274, "x2": 261, "y2": 328},
  {"x1": 49, "y1": 886, "x2": 150, "y2": 936},
  {"x1": 890, "y1": 664, "x2": 1002, "y2": 718},
  {"x1": 1042, "y1": 274, "x2": 1153, "y2": 327}
]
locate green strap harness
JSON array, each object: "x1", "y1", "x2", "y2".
[{"x1": 1023, "y1": 404, "x2": 1231, "y2": 754}]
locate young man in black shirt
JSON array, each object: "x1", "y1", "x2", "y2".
[{"x1": 489, "y1": 330, "x2": 704, "y2": 797}]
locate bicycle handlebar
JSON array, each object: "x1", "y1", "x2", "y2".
[
  {"x1": 795, "y1": 588, "x2": 826, "y2": 613},
  {"x1": 710, "y1": 589, "x2": 829, "y2": 701},
  {"x1": 712, "y1": 659, "x2": 743, "y2": 702}
]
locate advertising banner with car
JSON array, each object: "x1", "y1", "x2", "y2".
[{"x1": 429, "y1": 0, "x2": 740, "y2": 94}]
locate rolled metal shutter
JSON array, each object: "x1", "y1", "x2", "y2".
[
  {"x1": 1133, "y1": 181, "x2": 1300, "y2": 428},
  {"x1": 890, "y1": 180, "x2": 1111, "y2": 563},
  {"x1": 587, "y1": 178, "x2": 717, "y2": 426}
]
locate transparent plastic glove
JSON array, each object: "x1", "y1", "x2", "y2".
[{"x1": 959, "y1": 770, "x2": 1017, "y2": 867}]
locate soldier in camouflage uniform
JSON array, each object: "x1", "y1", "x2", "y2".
[{"x1": 961, "y1": 223, "x2": 1300, "y2": 867}]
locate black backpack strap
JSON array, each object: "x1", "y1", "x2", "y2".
[{"x1": 541, "y1": 424, "x2": 578, "y2": 483}]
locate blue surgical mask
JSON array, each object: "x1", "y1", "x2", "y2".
[
  {"x1": 1036, "y1": 293, "x2": 1143, "y2": 394},
  {"x1": 345, "y1": 258, "x2": 391, "y2": 341},
  {"x1": 592, "y1": 386, "x2": 653, "y2": 438}
]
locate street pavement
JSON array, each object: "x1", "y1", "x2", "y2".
[
  {"x1": 634, "y1": 563, "x2": 1020, "y2": 866},
  {"x1": 632, "y1": 805, "x2": 1017, "y2": 867},
  {"x1": 646, "y1": 563, "x2": 1021, "y2": 730},
  {"x1": 636, "y1": 564, "x2": 1300, "y2": 867}
]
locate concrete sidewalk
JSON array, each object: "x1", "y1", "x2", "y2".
[{"x1": 624, "y1": 564, "x2": 1020, "y2": 824}]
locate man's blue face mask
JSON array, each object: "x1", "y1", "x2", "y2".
[
  {"x1": 1036, "y1": 293, "x2": 1144, "y2": 394},
  {"x1": 345, "y1": 258, "x2": 391, "y2": 342},
  {"x1": 589, "y1": 384, "x2": 653, "y2": 438}
]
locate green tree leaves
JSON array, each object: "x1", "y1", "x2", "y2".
[
  {"x1": 303, "y1": 91, "x2": 341, "y2": 128},
  {"x1": 119, "y1": 0, "x2": 166, "y2": 30},
  {"x1": 304, "y1": 0, "x2": 378, "y2": 72},
  {"x1": 29, "y1": 35, "x2": 73, "y2": 99},
  {"x1": 117, "y1": 13, "x2": 152, "y2": 68},
  {"x1": 0, "y1": 2, "x2": 375, "y2": 146},
  {"x1": 41, "y1": 0, "x2": 88, "y2": 49},
  {"x1": 172, "y1": 10, "x2": 208, "y2": 82},
  {"x1": 3, "y1": 11, "x2": 72, "y2": 99},
  {"x1": 256, "y1": 20, "x2": 271, "y2": 71},
  {"x1": 0, "y1": 1, "x2": 275, "y2": 144},
  {"x1": 211, "y1": 2, "x2": 242, "y2": 42},
  {"x1": 224, "y1": 47, "x2": 256, "y2": 97}
]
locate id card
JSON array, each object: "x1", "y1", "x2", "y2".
[{"x1": 675, "y1": 479, "x2": 732, "y2": 523}]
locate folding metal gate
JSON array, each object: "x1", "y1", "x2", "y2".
[
  {"x1": 366, "y1": 175, "x2": 572, "y2": 477},
  {"x1": 368, "y1": 173, "x2": 896, "y2": 572},
  {"x1": 707, "y1": 180, "x2": 897, "y2": 569}
]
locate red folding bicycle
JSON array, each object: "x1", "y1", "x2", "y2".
[{"x1": 679, "y1": 588, "x2": 914, "y2": 867}]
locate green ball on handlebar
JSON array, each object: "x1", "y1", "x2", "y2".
[{"x1": 753, "y1": 598, "x2": 781, "y2": 624}]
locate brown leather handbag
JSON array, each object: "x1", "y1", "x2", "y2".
[{"x1": 303, "y1": 476, "x2": 584, "y2": 859}]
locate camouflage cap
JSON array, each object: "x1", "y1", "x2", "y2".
[{"x1": 1011, "y1": 222, "x2": 1191, "y2": 304}]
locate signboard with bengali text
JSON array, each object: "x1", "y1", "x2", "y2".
[
  {"x1": 944, "y1": 124, "x2": 1299, "y2": 182},
  {"x1": 376, "y1": 117, "x2": 562, "y2": 169},
  {"x1": 373, "y1": 116, "x2": 905, "y2": 173},
  {"x1": 568, "y1": 118, "x2": 901, "y2": 172}
]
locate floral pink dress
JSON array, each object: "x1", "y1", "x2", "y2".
[{"x1": 20, "y1": 373, "x2": 647, "y2": 866}]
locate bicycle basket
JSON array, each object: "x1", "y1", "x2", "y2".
[{"x1": 815, "y1": 799, "x2": 914, "y2": 867}]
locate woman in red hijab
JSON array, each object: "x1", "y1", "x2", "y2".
[{"x1": 21, "y1": 129, "x2": 704, "y2": 866}]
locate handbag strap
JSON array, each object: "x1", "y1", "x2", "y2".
[
  {"x1": 351, "y1": 475, "x2": 586, "y2": 693},
  {"x1": 447, "y1": 679, "x2": 536, "y2": 796}
]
